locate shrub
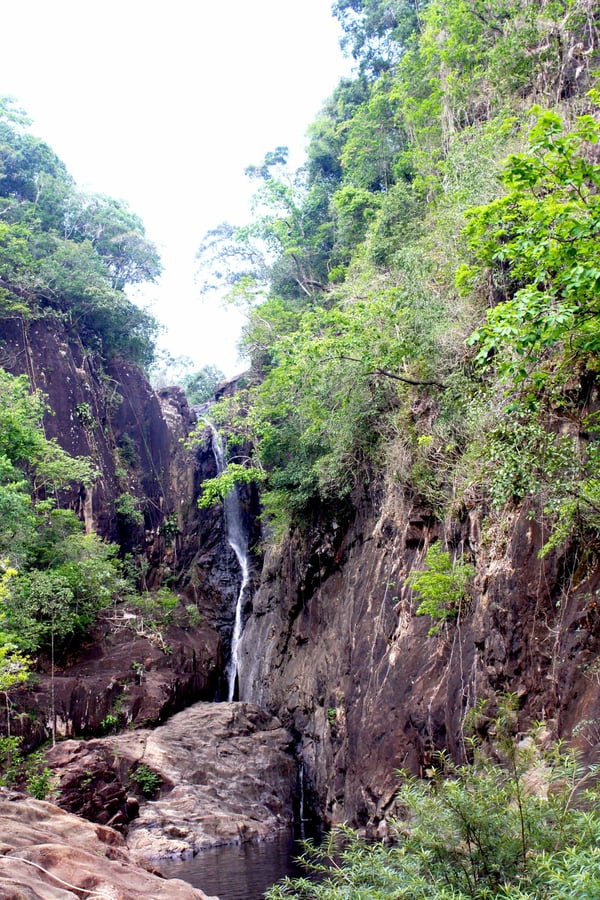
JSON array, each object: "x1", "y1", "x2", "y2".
[
  {"x1": 115, "y1": 492, "x2": 144, "y2": 528},
  {"x1": 267, "y1": 704, "x2": 600, "y2": 899},
  {"x1": 131, "y1": 763, "x2": 162, "y2": 798},
  {"x1": 406, "y1": 543, "x2": 473, "y2": 634}
]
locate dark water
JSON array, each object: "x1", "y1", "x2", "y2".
[{"x1": 159, "y1": 832, "x2": 305, "y2": 900}]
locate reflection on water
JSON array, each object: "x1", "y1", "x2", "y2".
[{"x1": 159, "y1": 832, "x2": 304, "y2": 900}]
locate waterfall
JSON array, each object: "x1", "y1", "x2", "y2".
[
  {"x1": 298, "y1": 761, "x2": 307, "y2": 839},
  {"x1": 204, "y1": 420, "x2": 251, "y2": 701}
]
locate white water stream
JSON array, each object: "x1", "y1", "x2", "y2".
[{"x1": 204, "y1": 421, "x2": 251, "y2": 701}]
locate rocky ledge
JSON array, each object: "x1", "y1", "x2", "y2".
[
  {"x1": 46, "y1": 701, "x2": 298, "y2": 859},
  {"x1": 0, "y1": 789, "x2": 215, "y2": 899}
]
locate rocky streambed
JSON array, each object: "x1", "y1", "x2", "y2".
[{"x1": 0, "y1": 702, "x2": 298, "y2": 897}]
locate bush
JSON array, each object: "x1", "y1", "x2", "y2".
[
  {"x1": 115, "y1": 492, "x2": 144, "y2": 529},
  {"x1": 406, "y1": 543, "x2": 473, "y2": 634},
  {"x1": 131, "y1": 763, "x2": 162, "y2": 798},
  {"x1": 267, "y1": 703, "x2": 600, "y2": 899}
]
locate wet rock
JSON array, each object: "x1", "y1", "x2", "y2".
[{"x1": 0, "y1": 789, "x2": 216, "y2": 898}]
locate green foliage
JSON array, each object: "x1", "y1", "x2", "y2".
[
  {"x1": 184, "y1": 604, "x2": 202, "y2": 628},
  {"x1": 466, "y1": 107, "x2": 600, "y2": 399},
  {"x1": 181, "y1": 364, "x2": 225, "y2": 405},
  {"x1": 100, "y1": 713, "x2": 119, "y2": 734},
  {"x1": 268, "y1": 707, "x2": 600, "y2": 899},
  {"x1": 132, "y1": 587, "x2": 179, "y2": 627},
  {"x1": 332, "y1": 185, "x2": 380, "y2": 263},
  {"x1": 52, "y1": 533, "x2": 124, "y2": 620},
  {"x1": 0, "y1": 736, "x2": 53, "y2": 799},
  {"x1": 115, "y1": 492, "x2": 144, "y2": 529},
  {"x1": 26, "y1": 768, "x2": 53, "y2": 800},
  {"x1": 64, "y1": 192, "x2": 162, "y2": 290},
  {"x1": 25, "y1": 752, "x2": 54, "y2": 800},
  {"x1": 0, "y1": 370, "x2": 94, "y2": 503},
  {"x1": 6, "y1": 570, "x2": 75, "y2": 653},
  {"x1": 0, "y1": 107, "x2": 160, "y2": 366},
  {"x1": 159, "y1": 514, "x2": 180, "y2": 540},
  {"x1": 131, "y1": 763, "x2": 162, "y2": 797},
  {"x1": 197, "y1": 463, "x2": 266, "y2": 509},
  {"x1": 406, "y1": 543, "x2": 473, "y2": 633},
  {"x1": 332, "y1": 0, "x2": 423, "y2": 76},
  {"x1": 0, "y1": 735, "x2": 22, "y2": 786},
  {"x1": 0, "y1": 640, "x2": 30, "y2": 693},
  {"x1": 193, "y1": 0, "x2": 599, "y2": 548},
  {"x1": 338, "y1": 74, "x2": 404, "y2": 191},
  {"x1": 0, "y1": 370, "x2": 127, "y2": 656},
  {"x1": 4, "y1": 530, "x2": 123, "y2": 655},
  {"x1": 480, "y1": 416, "x2": 579, "y2": 509}
]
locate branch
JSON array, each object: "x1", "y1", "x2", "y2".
[{"x1": 330, "y1": 355, "x2": 445, "y2": 388}]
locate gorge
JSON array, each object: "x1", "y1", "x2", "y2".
[
  {"x1": 2, "y1": 308, "x2": 600, "y2": 897},
  {"x1": 0, "y1": 1, "x2": 600, "y2": 897}
]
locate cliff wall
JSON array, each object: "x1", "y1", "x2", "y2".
[
  {"x1": 0, "y1": 314, "x2": 251, "y2": 736},
  {"x1": 238, "y1": 483, "x2": 600, "y2": 834},
  {"x1": 4, "y1": 313, "x2": 600, "y2": 842}
]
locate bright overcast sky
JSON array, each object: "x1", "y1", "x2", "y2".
[{"x1": 0, "y1": 0, "x2": 352, "y2": 378}]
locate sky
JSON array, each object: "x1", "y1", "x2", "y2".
[{"x1": 0, "y1": 0, "x2": 352, "y2": 378}]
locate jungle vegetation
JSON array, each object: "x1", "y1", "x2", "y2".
[
  {"x1": 0, "y1": 100, "x2": 163, "y2": 690},
  {"x1": 194, "y1": 0, "x2": 600, "y2": 567},
  {"x1": 193, "y1": 1, "x2": 600, "y2": 895},
  {"x1": 0, "y1": 96, "x2": 161, "y2": 368}
]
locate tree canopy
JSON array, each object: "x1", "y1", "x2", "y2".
[
  {"x1": 194, "y1": 0, "x2": 600, "y2": 555},
  {"x1": 0, "y1": 98, "x2": 161, "y2": 367}
]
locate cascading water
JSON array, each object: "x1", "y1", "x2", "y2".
[{"x1": 204, "y1": 420, "x2": 251, "y2": 701}]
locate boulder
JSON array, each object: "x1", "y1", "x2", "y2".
[
  {"x1": 46, "y1": 701, "x2": 297, "y2": 859},
  {"x1": 0, "y1": 789, "x2": 216, "y2": 899}
]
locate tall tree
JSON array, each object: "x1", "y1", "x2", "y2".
[{"x1": 333, "y1": 0, "x2": 426, "y2": 75}]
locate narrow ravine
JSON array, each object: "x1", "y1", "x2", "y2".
[{"x1": 204, "y1": 420, "x2": 251, "y2": 701}]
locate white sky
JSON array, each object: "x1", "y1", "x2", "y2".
[{"x1": 0, "y1": 0, "x2": 352, "y2": 378}]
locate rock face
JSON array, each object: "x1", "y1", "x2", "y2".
[
  {"x1": 7, "y1": 311, "x2": 600, "y2": 851},
  {"x1": 0, "y1": 789, "x2": 215, "y2": 899},
  {"x1": 0, "y1": 315, "x2": 262, "y2": 740},
  {"x1": 15, "y1": 620, "x2": 221, "y2": 749},
  {"x1": 0, "y1": 317, "x2": 184, "y2": 542},
  {"x1": 238, "y1": 483, "x2": 600, "y2": 834},
  {"x1": 46, "y1": 702, "x2": 297, "y2": 858}
]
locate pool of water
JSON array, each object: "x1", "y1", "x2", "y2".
[{"x1": 159, "y1": 832, "x2": 305, "y2": 900}]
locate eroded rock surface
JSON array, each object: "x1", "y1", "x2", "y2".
[
  {"x1": 238, "y1": 484, "x2": 600, "y2": 835},
  {"x1": 0, "y1": 790, "x2": 215, "y2": 899},
  {"x1": 11, "y1": 617, "x2": 221, "y2": 753},
  {"x1": 46, "y1": 702, "x2": 297, "y2": 859}
]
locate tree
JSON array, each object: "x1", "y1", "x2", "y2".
[
  {"x1": 465, "y1": 105, "x2": 600, "y2": 397},
  {"x1": 64, "y1": 193, "x2": 162, "y2": 290},
  {"x1": 197, "y1": 149, "x2": 332, "y2": 306},
  {"x1": 181, "y1": 365, "x2": 225, "y2": 404},
  {"x1": 333, "y1": 0, "x2": 426, "y2": 76},
  {"x1": 338, "y1": 74, "x2": 405, "y2": 191},
  {"x1": 0, "y1": 107, "x2": 161, "y2": 367}
]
